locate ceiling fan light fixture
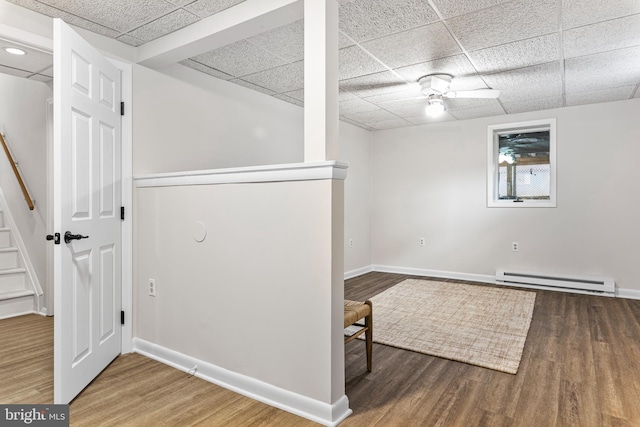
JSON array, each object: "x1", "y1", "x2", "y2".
[
  {"x1": 4, "y1": 47, "x2": 26, "y2": 56},
  {"x1": 425, "y1": 98, "x2": 445, "y2": 116}
]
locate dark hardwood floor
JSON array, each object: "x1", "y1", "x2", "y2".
[
  {"x1": 2, "y1": 272, "x2": 640, "y2": 426},
  {"x1": 342, "y1": 272, "x2": 640, "y2": 426}
]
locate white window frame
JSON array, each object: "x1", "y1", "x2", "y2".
[{"x1": 487, "y1": 118, "x2": 556, "y2": 208}]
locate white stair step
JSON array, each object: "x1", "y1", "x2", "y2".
[
  {"x1": 0, "y1": 228, "x2": 10, "y2": 248},
  {"x1": 0, "y1": 290, "x2": 35, "y2": 319},
  {"x1": 0, "y1": 248, "x2": 19, "y2": 269},
  {"x1": 0, "y1": 268, "x2": 26, "y2": 293},
  {"x1": 0, "y1": 289, "x2": 34, "y2": 301}
]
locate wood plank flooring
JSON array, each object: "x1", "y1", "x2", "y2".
[
  {"x1": 2, "y1": 272, "x2": 640, "y2": 426},
  {"x1": 342, "y1": 272, "x2": 640, "y2": 426}
]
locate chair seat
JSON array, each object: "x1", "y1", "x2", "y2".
[{"x1": 344, "y1": 300, "x2": 371, "y2": 328}]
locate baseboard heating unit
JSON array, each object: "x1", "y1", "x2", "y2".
[{"x1": 496, "y1": 270, "x2": 615, "y2": 295}]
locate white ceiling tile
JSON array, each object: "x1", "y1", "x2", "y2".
[
  {"x1": 0, "y1": 64, "x2": 31, "y2": 78},
  {"x1": 468, "y1": 34, "x2": 560, "y2": 74},
  {"x1": 383, "y1": 102, "x2": 429, "y2": 117},
  {"x1": 27, "y1": 74, "x2": 52, "y2": 82},
  {"x1": 565, "y1": 86, "x2": 636, "y2": 107},
  {"x1": 39, "y1": 67, "x2": 53, "y2": 78},
  {"x1": 362, "y1": 22, "x2": 461, "y2": 69},
  {"x1": 242, "y1": 61, "x2": 305, "y2": 93},
  {"x1": 339, "y1": 46, "x2": 387, "y2": 80},
  {"x1": 165, "y1": 0, "x2": 195, "y2": 5},
  {"x1": 340, "y1": 116, "x2": 370, "y2": 130},
  {"x1": 184, "y1": 0, "x2": 245, "y2": 18},
  {"x1": 483, "y1": 61, "x2": 563, "y2": 102},
  {"x1": 248, "y1": 20, "x2": 304, "y2": 63},
  {"x1": 501, "y1": 96, "x2": 563, "y2": 114},
  {"x1": 406, "y1": 112, "x2": 457, "y2": 125},
  {"x1": 339, "y1": 0, "x2": 439, "y2": 42},
  {"x1": 272, "y1": 93, "x2": 304, "y2": 107},
  {"x1": 283, "y1": 89, "x2": 304, "y2": 101},
  {"x1": 340, "y1": 71, "x2": 408, "y2": 98},
  {"x1": 363, "y1": 87, "x2": 424, "y2": 105},
  {"x1": 449, "y1": 104, "x2": 506, "y2": 120},
  {"x1": 368, "y1": 118, "x2": 414, "y2": 130},
  {"x1": 562, "y1": 0, "x2": 640, "y2": 29},
  {"x1": 116, "y1": 34, "x2": 145, "y2": 47},
  {"x1": 128, "y1": 9, "x2": 199, "y2": 42},
  {"x1": 339, "y1": 97, "x2": 381, "y2": 114},
  {"x1": 339, "y1": 31, "x2": 356, "y2": 49},
  {"x1": 394, "y1": 54, "x2": 477, "y2": 85},
  {"x1": 229, "y1": 78, "x2": 277, "y2": 95},
  {"x1": 431, "y1": 0, "x2": 514, "y2": 19},
  {"x1": 0, "y1": 42, "x2": 52, "y2": 73},
  {"x1": 191, "y1": 40, "x2": 287, "y2": 77},
  {"x1": 36, "y1": 0, "x2": 177, "y2": 32},
  {"x1": 341, "y1": 108, "x2": 401, "y2": 124},
  {"x1": 339, "y1": 90, "x2": 359, "y2": 101},
  {"x1": 7, "y1": 0, "x2": 120, "y2": 37},
  {"x1": 179, "y1": 59, "x2": 234, "y2": 80},
  {"x1": 446, "y1": 0, "x2": 558, "y2": 51},
  {"x1": 445, "y1": 98, "x2": 500, "y2": 112},
  {"x1": 563, "y1": 14, "x2": 640, "y2": 59},
  {"x1": 565, "y1": 46, "x2": 640, "y2": 93}
]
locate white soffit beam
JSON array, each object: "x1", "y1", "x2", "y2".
[{"x1": 137, "y1": 0, "x2": 303, "y2": 69}]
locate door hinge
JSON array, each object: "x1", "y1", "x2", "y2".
[
  {"x1": 121, "y1": 206, "x2": 125, "y2": 220},
  {"x1": 120, "y1": 101, "x2": 125, "y2": 116},
  {"x1": 121, "y1": 310, "x2": 125, "y2": 325}
]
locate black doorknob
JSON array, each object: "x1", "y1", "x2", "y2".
[{"x1": 64, "y1": 231, "x2": 89, "y2": 244}]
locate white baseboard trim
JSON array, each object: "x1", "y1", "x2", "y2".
[
  {"x1": 372, "y1": 265, "x2": 496, "y2": 284},
  {"x1": 367, "y1": 265, "x2": 639, "y2": 299},
  {"x1": 132, "y1": 338, "x2": 352, "y2": 427},
  {"x1": 344, "y1": 265, "x2": 373, "y2": 280},
  {"x1": 617, "y1": 288, "x2": 640, "y2": 300}
]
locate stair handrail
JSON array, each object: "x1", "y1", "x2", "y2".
[{"x1": 0, "y1": 132, "x2": 35, "y2": 210}]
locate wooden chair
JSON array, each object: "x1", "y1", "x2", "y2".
[{"x1": 344, "y1": 300, "x2": 373, "y2": 372}]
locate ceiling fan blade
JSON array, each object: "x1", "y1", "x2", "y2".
[{"x1": 445, "y1": 89, "x2": 500, "y2": 99}]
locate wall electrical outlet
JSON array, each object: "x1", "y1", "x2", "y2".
[
  {"x1": 419, "y1": 237, "x2": 426, "y2": 246},
  {"x1": 348, "y1": 238, "x2": 353, "y2": 248},
  {"x1": 148, "y1": 279, "x2": 156, "y2": 297},
  {"x1": 512, "y1": 242, "x2": 519, "y2": 252}
]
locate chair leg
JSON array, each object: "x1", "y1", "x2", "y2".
[{"x1": 365, "y1": 300, "x2": 373, "y2": 372}]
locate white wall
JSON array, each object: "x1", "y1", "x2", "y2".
[
  {"x1": 132, "y1": 64, "x2": 305, "y2": 174},
  {"x1": 134, "y1": 177, "x2": 345, "y2": 417},
  {"x1": 372, "y1": 98, "x2": 640, "y2": 292},
  {"x1": 340, "y1": 122, "x2": 372, "y2": 274},
  {"x1": 0, "y1": 73, "x2": 51, "y2": 288}
]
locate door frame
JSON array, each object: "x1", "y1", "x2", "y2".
[{"x1": 0, "y1": 23, "x2": 133, "y2": 353}]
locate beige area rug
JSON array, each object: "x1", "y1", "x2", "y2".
[{"x1": 362, "y1": 279, "x2": 536, "y2": 374}]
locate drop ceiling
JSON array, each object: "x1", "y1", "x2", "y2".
[{"x1": 3, "y1": 0, "x2": 640, "y2": 130}]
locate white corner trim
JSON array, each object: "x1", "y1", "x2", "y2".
[
  {"x1": 134, "y1": 161, "x2": 349, "y2": 188},
  {"x1": 372, "y1": 265, "x2": 496, "y2": 284},
  {"x1": 616, "y1": 288, "x2": 640, "y2": 300},
  {"x1": 344, "y1": 265, "x2": 373, "y2": 280},
  {"x1": 132, "y1": 338, "x2": 352, "y2": 427}
]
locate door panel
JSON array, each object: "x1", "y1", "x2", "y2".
[{"x1": 54, "y1": 18, "x2": 122, "y2": 404}]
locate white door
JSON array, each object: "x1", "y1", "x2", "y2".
[{"x1": 53, "y1": 18, "x2": 122, "y2": 404}]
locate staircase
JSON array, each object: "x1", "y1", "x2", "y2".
[{"x1": 0, "y1": 208, "x2": 37, "y2": 319}]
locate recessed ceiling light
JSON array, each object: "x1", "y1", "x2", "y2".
[{"x1": 4, "y1": 47, "x2": 27, "y2": 56}]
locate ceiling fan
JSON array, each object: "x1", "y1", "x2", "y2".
[{"x1": 387, "y1": 74, "x2": 500, "y2": 116}]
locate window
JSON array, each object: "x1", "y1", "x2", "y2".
[{"x1": 487, "y1": 118, "x2": 556, "y2": 207}]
